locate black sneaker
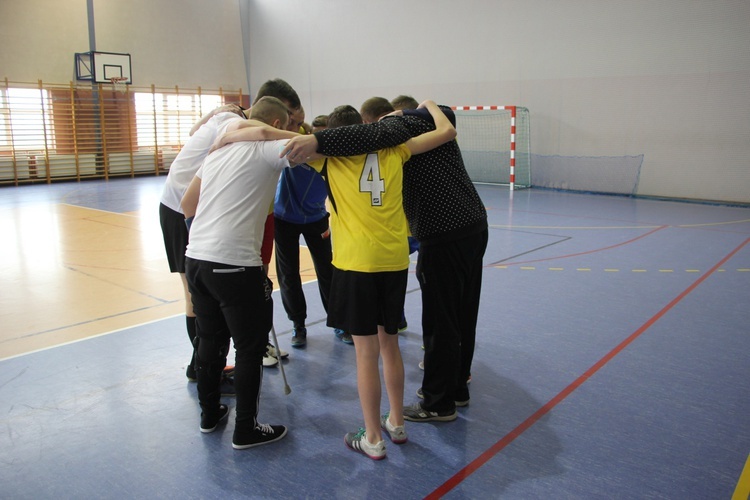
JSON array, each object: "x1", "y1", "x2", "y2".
[
  {"x1": 403, "y1": 402, "x2": 457, "y2": 422},
  {"x1": 232, "y1": 423, "x2": 288, "y2": 450},
  {"x1": 200, "y1": 404, "x2": 229, "y2": 433},
  {"x1": 416, "y1": 387, "x2": 469, "y2": 407},
  {"x1": 291, "y1": 327, "x2": 307, "y2": 348}
]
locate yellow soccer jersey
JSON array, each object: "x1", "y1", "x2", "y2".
[{"x1": 309, "y1": 144, "x2": 411, "y2": 272}]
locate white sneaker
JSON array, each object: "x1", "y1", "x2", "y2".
[
  {"x1": 380, "y1": 412, "x2": 408, "y2": 444},
  {"x1": 263, "y1": 343, "x2": 287, "y2": 367},
  {"x1": 266, "y1": 343, "x2": 288, "y2": 359},
  {"x1": 344, "y1": 428, "x2": 386, "y2": 460},
  {"x1": 262, "y1": 354, "x2": 279, "y2": 367}
]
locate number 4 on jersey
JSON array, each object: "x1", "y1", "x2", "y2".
[{"x1": 360, "y1": 153, "x2": 385, "y2": 206}]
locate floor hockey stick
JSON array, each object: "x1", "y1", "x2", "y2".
[{"x1": 269, "y1": 325, "x2": 291, "y2": 395}]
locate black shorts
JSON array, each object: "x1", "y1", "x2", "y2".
[
  {"x1": 326, "y1": 267, "x2": 407, "y2": 336},
  {"x1": 159, "y1": 202, "x2": 189, "y2": 273}
]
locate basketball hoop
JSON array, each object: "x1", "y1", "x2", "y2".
[{"x1": 109, "y1": 76, "x2": 129, "y2": 93}]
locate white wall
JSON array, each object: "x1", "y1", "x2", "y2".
[
  {"x1": 0, "y1": 0, "x2": 247, "y2": 91},
  {"x1": 243, "y1": 0, "x2": 750, "y2": 203},
  {"x1": 0, "y1": 0, "x2": 90, "y2": 82},
  {"x1": 2, "y1": 0, "x2": 748, "y2": 202}
]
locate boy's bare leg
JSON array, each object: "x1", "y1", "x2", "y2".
[
  {"x1": 379, "y1": 326, "x2": 405, "y2": 427},
  {"x1": 179, "y1": 273, "x2": 194, "y2": 316},
  {"x1": 352, "y1": 334, "x2": 384, "y2": 443},
  {"x1": 180, "y1": 273, "x2": 198, "y2": 379}
]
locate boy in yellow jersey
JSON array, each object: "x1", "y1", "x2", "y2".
[
  {"x1": 360, "y1": 96, "x2": 418, "y2": 332},
  {"x1": 305, "y1": 101, "x2": 455, "y2": 460}
]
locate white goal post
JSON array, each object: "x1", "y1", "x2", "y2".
[{"x1": 451, "y1": 106, "x2": 531, "y2": 190}]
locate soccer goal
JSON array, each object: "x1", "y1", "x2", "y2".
[{"x1": 452, "y1": 106, "x2": 531, "y2": 190}]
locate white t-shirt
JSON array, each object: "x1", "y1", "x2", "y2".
[
  {"x1": 159, "y1": 112, "x2": 244, "y2": 213},
  {"x1": 185, "y1": 139, "x2": 291, "y2": 267}
]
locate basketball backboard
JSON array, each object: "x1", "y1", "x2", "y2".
[{"x1": 75, "y1": 51, "x2": 132, "y2": 84}]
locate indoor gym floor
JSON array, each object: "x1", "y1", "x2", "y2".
[{"x1": 1, "y1": 176, "x2": 749, "y2": 499}]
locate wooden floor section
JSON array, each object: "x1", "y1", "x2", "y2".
[{"x1": 1, "y1": 177, "x2": 316, "y2": 359}]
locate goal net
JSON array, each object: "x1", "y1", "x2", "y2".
[{"x1": 452, "y1": 106, "x2": 531, "y2": 189}]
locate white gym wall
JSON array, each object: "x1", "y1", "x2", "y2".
[
  {"x1": 1, "y1": 0, "x2": 748, "y2": 203},
  {"x1": 0, "y1": 0, "x2": 247, "y2": 90}
]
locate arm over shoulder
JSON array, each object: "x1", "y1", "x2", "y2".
[{"x1": 314, "y1": 119, "x2": 413, "y2": 157}]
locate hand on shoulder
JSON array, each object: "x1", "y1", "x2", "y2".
[{"x1": 279, "y1": 134, "x2": 319, "y2": 160}]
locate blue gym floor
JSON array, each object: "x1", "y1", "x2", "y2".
[{"x1": 1, "y1": 177, "x2": 749, "y2": 499}]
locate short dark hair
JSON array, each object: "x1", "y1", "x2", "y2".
[
  {"x1": 311, "y1": 114, "x2": 328, "y2": 128},
  {"x1": 391, "y1": 95, "x2": 419, "y2": 111},
  {"x1": 360, "y1": 97, "x2": 394, "y2": 123},
  {"x1": 327, "y1": 105, "x2": 363, "y2": 129},
  {"x1": 249, "y1": 96, "x2": 289, "y2": 128},
  {"x1": 253, "y1": 78, "x2": 301, "y2": 110}
]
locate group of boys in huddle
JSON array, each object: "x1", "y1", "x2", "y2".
[{"x1": 159, "y1": 79, "x2": 487, "y2": 458}]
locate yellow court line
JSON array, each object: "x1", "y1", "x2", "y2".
[
  {"x1": 732, "y1": 452, "x2": 750, "y2": 500},
  {"x1": 491, "y1": 267, "x2": 750, "y2": 273},
  {"x1": 489, "y1": 224, "x2": 660, "y2": 230},
  {"x1": 677, "y1": 218, "x2": 750, "y2": 228},
  {"x1": 60, "y1": 202, "x2": 142, "y2": 217},
  {"x1": 489, "y1": 218, "x2": 750, "y2": 231}
]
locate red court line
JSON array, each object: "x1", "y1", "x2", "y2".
[
  {"x1": 498, "y1": 225, "x2": 667, "y2": 267},
  {"x1": 426, "y1": 236, "x2": 750, "y2": 499}
]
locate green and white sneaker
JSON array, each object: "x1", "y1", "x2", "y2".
[
  {"x1": 380, "y1": 412, "x2": 408, "y2": 444},
  {"x1": 344, "y1": 428, "x2": 386, "y2": 460}
]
